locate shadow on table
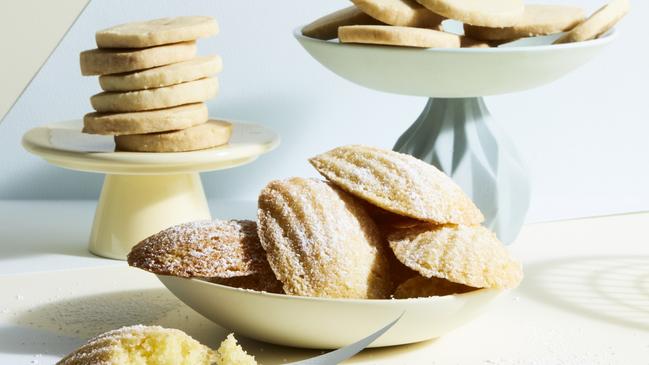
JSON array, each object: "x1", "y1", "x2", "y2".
[
  {"x1": 5, "y1": 287, "x2": 319, "y2": 361},
  {"x1": 4, "y1": 285, "x2": 436, "y2": 363},
  {"x1": 11, "y1": 288, "x2": 189, "y2": 339},
  {"x1": 518, "y1": 255, "x2": 649, "y2": 331},
  {"x1": 2, "y1": 288, "x2": 255, "y2": 359},
  {"x1": 343, "y1": 337, "x2": 437, "y2": 364},
  {"x1": 0, "y1": 200, "x2": 98, "y2": 262},
  {"x1": 2, "y1": 288, "x2": 182, "y2": 356}
]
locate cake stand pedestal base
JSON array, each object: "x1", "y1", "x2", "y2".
[
  {"x1": 296, "y1": 28, "x2": 616, "y2": 244},
  {"x1": 89, "y1": 173, "x2": 211, "y2": 259},
  {"x1": 394, "y1": 97, "x2": 530, "y2": 243},
  {"x1": 23, "y1": 120, "x2": 279, "y2": 260}
]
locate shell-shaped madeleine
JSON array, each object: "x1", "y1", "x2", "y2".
[
  {"x1": 309, "y1": 145, "x2": 483, "y2": 225},
  {"x1": 56, "y1": 325, "x2": 216, "y2": 365},
  {"x1": 257, "y1": 177, "x2": 392, "y2": 299},
  {"x1": 388, "y1": 224, "x2": 522, "y2": 289},
  {"x1": 127, "y1": 219, "x2": 272, "y2": 279}
]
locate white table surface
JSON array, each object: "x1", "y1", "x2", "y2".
[{"x1": 0, "y1": 200, "x2": 648, "y2": 364}]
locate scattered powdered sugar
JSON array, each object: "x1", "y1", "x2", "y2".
[
  {"x1": 309, "y1": 145, "x2": 483, "y2": 225},
  {"x1": 257, "y1": 177, "x2": 391, "y2": 299},
  {"x1": 16, "y1": 290, "x2": 180, "y2": 339}
]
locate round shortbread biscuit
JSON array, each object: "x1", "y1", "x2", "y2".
[
  {"x1": 465, "y1": 5, "x2": 586, "y2": 41},
  {"x1": 83, "y1": 103, "x2": 208, "y2": 136},
  {"x1": 114, "y1": 119, "x2": 231, "y2": 153},
  {"x1": 338, "y1": 25, "x2": 461, "y2": 48},
  {"x1": 302, "y1": 6, "x2": 384, "y2": 40},
  {"x1": 99, "y1": 55, "x2": 222, "y2": 92},
  {"x1": 388, "y1": 224, "x2": 523, "y2": 289},
  {"x1": 352, "y1": 0, "x2": 444, "y2": 28},
  {"x1": 114, "y1": 119, "x2": 232, "y2": 152},
  {"x1": 96, "y1": 16, "x2": 218, "y2": 48},
  {"x1": 416, "y1": 0, "x2": 524, "y2": 27},
  {"x1": 90, "y1": 77, "x2": 218, "y2": 113},
  {"x1": 554, "y1": 0, "x2": 629, "y2": 44},
  {"x1": 80, "y1": 41, "x2": 196, "y2": 76}
]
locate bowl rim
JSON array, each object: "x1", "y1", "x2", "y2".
[
  {"x1": 157, "y1": 274, "x2": 505, "y2": 304},
  {"x1": 293, "y1": 26, "x2": 617, "y2": 54}
]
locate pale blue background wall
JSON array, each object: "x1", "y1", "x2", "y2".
[{"x1": 0, "y1": 0, "x2": 647, "y2": 222}]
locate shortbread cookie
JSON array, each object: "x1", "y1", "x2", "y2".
[
  {"x1": 99, "y1": 55, "x2": 222, "y2": 92},
  {"x1": 309, "y1": 145, "x2": 484, "y2": 225},
  {"x1": 339, "y1": 25, "x2": 460, "y2": 48},
  {"x1": 416, "y1": 0, "x2": 524, "y2": 27},
  {"x1": 96, "y1": 16, "x2": 218, "y2": 48},
  {"x1": 393, "y1": 275, "x2": 477, "y2": 298},
  {"x1": 115, "y1": 119, "x2": 232, "y2": 152},
  {"x1": 91, "y1": 77, "x2": 217, "y2": 113},
  {"x1": 209, "y1": 273, "x2": 284, "y2": 294},
  {"x1": 56, "y1": 325, "x2": 217, "y2": 365},
  {"x1": 351, "y1": 0, "x2": 444, "y2": 28},
  {"x1": 554, "y1": 0, "x2": 629, "y2": 44},
  {"x1": 257, "y1": 177, "x2": 392, "y2": 299},
  {"x1": 388, "y1": 224, "x2": 523, "y2": 289},
  {"x1": 128, "y1": 219, "x2": 269, "y2": 278},
  {"x1": 302, "y1": 6, "x2": 383, "y2": 40},
  {"x1": 83, "y1": 103, "x2": 208, "y2": 136},
  {"x1": 465, "y1": 4, "x2": 586, "y2": 41},
  {"x1": 80, "y1": 41, "x2": 196, "y2": 76}
]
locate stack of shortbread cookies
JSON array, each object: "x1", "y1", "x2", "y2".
[
  {"x1": 302, "y1": 0, "x2": 629, "y2": 48},
  {"x1": 80, "y1": 16, "x2": 232, "y2": 152}
]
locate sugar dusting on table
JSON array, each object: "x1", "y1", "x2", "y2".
[{"x1": 14, "y1": 289, "x2": 180, "y2": 339}]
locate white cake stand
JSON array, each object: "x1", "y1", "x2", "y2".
[
  {"x1": 22, "y1": 120, "x2": 279, "y2": 260},
  {"x1": 295, "y1": 29, "x2": 616, "y2": 243}
]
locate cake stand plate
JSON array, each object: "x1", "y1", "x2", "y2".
[
  {"x1": 295, "y1": 30, "x2": 616, "y2": 243},
  {"x1": 22, "y1": 120, "x2": 279, "y2": 260}
]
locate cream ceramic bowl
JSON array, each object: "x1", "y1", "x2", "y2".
[{"x1": 158, "y1": 275, "x2": 503, "y2": 349}]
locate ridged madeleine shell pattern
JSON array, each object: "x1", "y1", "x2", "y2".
[
  {"x1": 127, "y1": 220, "x2": 273, "y2": 279},
  {"x1": 56, "y1": 325, "x2": 216, "y2": 365},
  {"x1": 309, "y1": 145, "x2": 484, "y2": 225},
  {"x1": 257, "y1": 177, "x2": 392, "y2": 299},
  {"x1": 388, "y1": 224, "x2": 523, "y2": 289}
]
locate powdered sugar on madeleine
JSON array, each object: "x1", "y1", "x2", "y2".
[
  {"x1": 309, "y1": 145, "x2": 483, "y2": 225},
  {"x1": 127, "y1": 219, "x2": 272, "y2": 279},
  {"x1": 388, "y1": 224, "x2": 522, "y2": 289},
  {"x1": 257, "y1": 177, "x2": 392, "y2": 299}
]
